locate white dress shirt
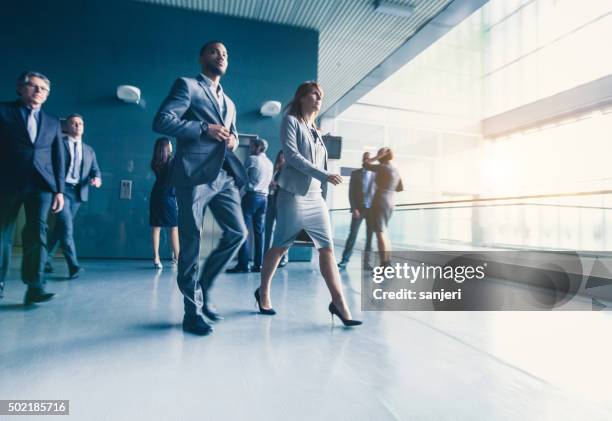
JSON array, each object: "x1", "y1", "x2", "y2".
[{"x1": 65, "y1": 136, "x2": 83, "y2": 185}]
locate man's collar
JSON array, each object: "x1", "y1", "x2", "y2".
[
  {"x1": 66, "y1": 135, "x2": 82, "y2": 143},
  {"x1": 21, "y1": 101, "x2": 41, "y2": 112},
  {"x1": 199, "y1": 73, "x2": 223, "y2": 92}
]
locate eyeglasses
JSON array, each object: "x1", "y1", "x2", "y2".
[{"x1": 25, "y1": 82, "x2": 50, "y2": 93}]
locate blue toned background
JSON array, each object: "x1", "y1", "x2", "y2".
[{"x1": 0, "y1": 0, "x2": 317, "y2": 258}]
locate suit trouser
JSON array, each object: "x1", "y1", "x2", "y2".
[
  {"x1": 175, "y1": 170, "x2": 248, "y2": 316},
  {"x1": 340, "y1": 209, "x2": 373, "y2": 263},
  {"x1": 47, "y1": 185, "x2": 81, "y2": 271},
  {"x1": 237, "y1": 192, "x2": 267, "y2": 269},
  {"x1": 0, "y1": 190, "x2": 53, "y2": 291},
  {"x1": 0, "y1": 222, "x2": 15, "y2": 296}
]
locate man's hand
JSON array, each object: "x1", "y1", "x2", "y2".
[
  {"x1": 90, "y1": 177, "x2": 102, "y2": 188},
  {"x1": 352, "y1": 209, "x2": 360, "y2": 219},
  {"x1": 327, "y1": 174, "x2": 343, "y2": 185},
  {"x1": 226, "y1": 133, "x2": 237, "y2": 150},
  {"x1": 207, "y1": 124, "x2": 231, "y2": 142},
  {"x1": 52, "y1": 193, "x2": 64, "y2": 213}
]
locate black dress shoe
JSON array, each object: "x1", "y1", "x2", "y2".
[
  {"x1": 277, "y1": 260, "x2": 287, "y2": 268},
  {"x1": 24, "y1": 288, "x2": 55, "y2": 305},
  {"x1": 182, "y1": 314, "x2": 213, "y2": 336},
  {"x1": 44, "y1": 262, "x2": 54, "y2": 273},
  {"x1": 202, "y1": 303, "x2": 224, "y2": 322},
  {"x1": 68, "y1": 266, "x2": 84, "y2": 280},
  {"x1": 337, "y1": 261, "x2": 347, "y2": 270},
  {"x1": 251, "y1": 266, "x2": 261, "y2": 273},
  {"x1": 226, "y1": 266, "x2": 250, "y2": 274},
  {"x1": 0, "y1": 282, "x2": 4, "y2": 300}
]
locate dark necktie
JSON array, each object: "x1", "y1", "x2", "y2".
[{"x1": 71, "y1": 142, "x2": 80, "y2": 180}]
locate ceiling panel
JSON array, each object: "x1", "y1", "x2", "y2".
[{"x1": 134, "y1": 0, "x2": 454, "y2": 112}]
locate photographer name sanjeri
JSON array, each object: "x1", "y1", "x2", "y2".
[{"x1": 373, "y1": 288, "x2": 462, "y2": 301}]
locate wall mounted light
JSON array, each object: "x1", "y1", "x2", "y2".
[
  {"x1": 116, "y1": 85, "x2": 141, "y2": 104},
  {"x1": 260, "y1": 100, "x2": 282, "y2": 117}
]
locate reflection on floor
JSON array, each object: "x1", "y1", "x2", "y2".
[{"x1": 1, "y1": 254, "x2": 612, "y2": 421}]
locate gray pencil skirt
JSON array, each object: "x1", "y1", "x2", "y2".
[{"x1": 272, "y1": 188, "x2": 334, "y2": 250}]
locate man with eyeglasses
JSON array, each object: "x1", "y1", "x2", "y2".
[{"x1": 0, "y1": 71, "x2": 65, "y2": 304}]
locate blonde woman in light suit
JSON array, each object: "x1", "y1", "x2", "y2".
[{"x1": 254, "y1": 81, "x2": 362, "y2": 326}]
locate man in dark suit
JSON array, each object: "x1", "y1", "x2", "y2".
[
  {"x1": 45, "y1": 114, "x2": 102, "y2": 279},
  {"x1": 338, "y1": 152, "x2": 375, "y2": 270},
  {"x1": 0, "y1": 71, "x2": 65, "y2": 304},
  {"x1": 153, "y1": 41, "x2": 248, "y2": 336}
]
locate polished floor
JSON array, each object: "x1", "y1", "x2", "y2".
[{"x1": 1, "y1": 254, "x2": 612, "y2": 421}]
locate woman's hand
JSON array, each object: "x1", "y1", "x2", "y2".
[{"x1": 327, "y1": 174, "x2": 343, "y2": 185}]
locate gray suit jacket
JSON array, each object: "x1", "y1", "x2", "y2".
[
  {"x1": 152, "y1": 74, "x2": 247, "y2": 188},
  {"x1": 63, "y1": 137, "x2": 102, "y2": 202},
  {"x1": 277, "y1": 114, "x2": 329, "y2": 198}
]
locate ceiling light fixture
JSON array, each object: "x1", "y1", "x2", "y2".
[{"x1": 374, "y1": 0, "x2": 415, "y2": 18}]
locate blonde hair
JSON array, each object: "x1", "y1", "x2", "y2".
[{"x1": 378, "y1": 147, "x2": 394, "y2": 163}]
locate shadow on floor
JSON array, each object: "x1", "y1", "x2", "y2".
[{"x1": 0, "y1": 303, "x2": 37, "y2": 312}]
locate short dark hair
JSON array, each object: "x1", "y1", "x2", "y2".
[
  {"x1": 251, "y1": 138, "x2": 268, "y2": 155},
  {"x1": 66, "y1": 113, "x2": 84, "y2": 122},
  {"x1": 200, "y1": 40, "x2": 224, "y2": 57}
]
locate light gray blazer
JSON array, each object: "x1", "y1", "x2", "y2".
[
  {"x1": 277, "y1": 114, "x2": 329, "y2": 198},
  {"x1": 152, "y1": 74, "x2": 246, "y2": 188}
]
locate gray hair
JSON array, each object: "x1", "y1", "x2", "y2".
[
  {"x1": 251, "y1": 138, "x2": 268, "y2": 154},
  {"x1": 17, "y1": 71, "x2": 51, "y2": 91}
]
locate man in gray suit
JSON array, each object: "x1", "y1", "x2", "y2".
[
  {"x1": 338, "y1": 152, "x2": 375, "y2": 270},
  {"x1": 45, "y1": 114, "x2": 102, "y2": 279},
  {"x1": 153, "y1": 41, "x2": 248, "y2": 336}
]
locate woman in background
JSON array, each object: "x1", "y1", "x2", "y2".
[
  {"x1": 364, "y1": 147, "x2": 403, "y2": 267},
  {"x1": 263, "y1": 150, "x2": 288, "y2": 268},
  {"x1": 255, "y1": 81, "x2": 361, "y2": 326},
  {"x1": 149, "y1": 137, "x2": 179, "y2": 269}
]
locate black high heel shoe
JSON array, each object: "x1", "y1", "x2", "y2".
[
  {"x1": 254, "y1": 288, "x2": 276, "y2": 315},
  {"x1": 328, "y1": 302, "x2": 362, "y2": 326}
]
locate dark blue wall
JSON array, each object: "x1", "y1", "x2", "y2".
[{"x1": 0, "y1": 0, "x2": 318, "y2": 258}]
